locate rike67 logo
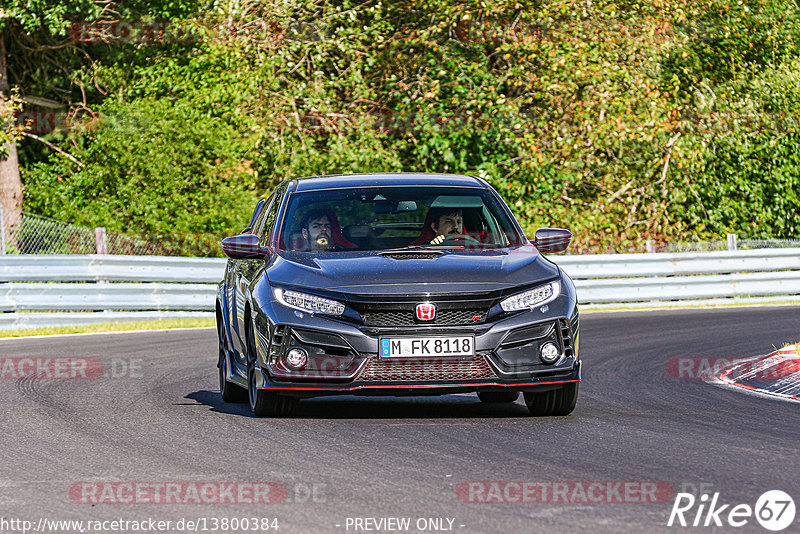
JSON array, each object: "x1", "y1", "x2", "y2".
[{"x1": 668, "y1": 490, "x2": 796, "y2": 531}]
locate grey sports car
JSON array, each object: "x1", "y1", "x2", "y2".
[{"x1": 216, "y1": 173, "x2": 579, "y2": 416}]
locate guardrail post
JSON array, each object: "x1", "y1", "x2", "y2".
[
  {"x1": 95, "y1": 227, "x2": 107, "y2": 254},
  {"x1": 0, "y1": 205, "x2": 5, "y2": 255},
  {"x1": 646, "y1": 239, "x2": 655, "y2": 253},
  {"x1": 727, "y1": 233, "x2": 738, "y2": 251}
]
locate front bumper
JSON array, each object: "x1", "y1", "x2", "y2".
[
  {"x1": 250, "y1": 293, "x2": 580, "y2": 397},
  {"x1": 252, "y1": 360, "x2": 580, "y2": 398}
]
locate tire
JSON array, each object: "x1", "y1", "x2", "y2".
[
  {"x1": 477, "y1": 391, "x2": 519, "y2": 403},
  {"x1": 219, "y1": 344, "x2": 248, "y2": 403},
  {"x1": 524, "y1": 383, "x2": 578, "y2": 416},
  {"x1": 248, "y1": 366, "x2": 297, "y2": 417}
]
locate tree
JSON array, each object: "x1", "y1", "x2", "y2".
[
  {"x1": 0, "y1": 1, "x2": 100, "y2": 239},
  {"x1": 0, "y1": 29, "x2": 23, "y2": 233}
]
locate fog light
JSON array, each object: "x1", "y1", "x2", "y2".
[
  {"x1": 285, "y1": 348, "x2": 308, "y2": 370},
  {"x1": 540, "y1": 342, "x2": 561, "y2": 364}
]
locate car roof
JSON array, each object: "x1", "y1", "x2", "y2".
[{"x1": 291, "y1": 173, "x2": 486, "y2": 192}]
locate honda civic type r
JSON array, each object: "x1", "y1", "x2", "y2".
[{"x1": 216, "y1": 173, "x2": 580, "y2": 416}]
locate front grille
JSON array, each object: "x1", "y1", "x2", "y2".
[
  {"x1": 359, "y1": 355, "x2": 495, "y2": 381},
  {"x1": 362, "y1": 309, "x2": 488, "y2": 327}
]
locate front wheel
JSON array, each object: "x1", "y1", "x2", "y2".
[
  {"x1": 248, "y1": 366, "x2": 297, "y2": 417},
  {"x1": 524, "y1": 383, "x2": 578, "y2": 416}
]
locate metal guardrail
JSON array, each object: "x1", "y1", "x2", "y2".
[
  {"x1": 561, "y1": 248, "x2": 800, "y2": 308},
  {"x1": 574, "y1": 271, "x2": 800, "y2": 304},
  {"x1": 556, "y1": 249, "x2": 800, "y2": 278},
  {"x1": 560, "y1": 248, "x2": 800, "y2": 307},
  {"x1": 0, "y1": 255, "x2": 225, "y2": 329},
  {"x1": 0, "y1": 250, "x2": 798, "y2": 329},
  {"x1": 0, "y1": 255, "x2": 226, "y2": 282},
  {"x1": 0, "y1": 283, "x2": 216, "y2": 311}
]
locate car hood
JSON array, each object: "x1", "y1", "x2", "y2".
[{"x1": 266, "y1": 246, "x2": 559, "y2": 296}]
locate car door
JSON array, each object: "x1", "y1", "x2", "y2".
[
  {"x1": 232, "y1": 186, "x2": 284, "y2": 364},
  {"x1": 222, "y1": 198, "x2": 265, "y2": 351},
  {"x1": 227, "y1": 195, "x2": 271, "y2": 361}
]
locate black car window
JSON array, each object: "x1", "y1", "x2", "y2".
[
  {"x1": 277, "y1": 186, "x2": 524, "y2": 251},
  {"x1": 244, "y1": 198, "x2": 267, "y2": 234},
  {"x1": 252, "y1": 194, "x2": 273, "y2": 238},
  {"x1": 257, "y1": 187, "x2": 283, "y2": 244}
]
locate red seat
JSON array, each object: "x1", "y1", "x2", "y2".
[{"x1": 408, "y1": 209, "x2": 439, "y2": 246}]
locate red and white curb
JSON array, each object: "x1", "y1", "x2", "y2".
[{"x1": 712, "y1": 345, "x2": 800, "y2": 403}]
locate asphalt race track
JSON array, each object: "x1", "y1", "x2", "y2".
[{"x1": 2, "y1": 306, "x2": 799, "y2": 534}]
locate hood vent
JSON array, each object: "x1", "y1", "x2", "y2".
[{"x1": 379, "y1": 250, "x2": 443, "y2": 260}]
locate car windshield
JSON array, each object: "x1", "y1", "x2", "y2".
[{"x1": 277, "y1": 186, "x2": 525, "y2": 252}]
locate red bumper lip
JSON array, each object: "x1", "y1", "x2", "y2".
[{"x1": 258, "y1": 378, "x2": 580, "y2": 392}]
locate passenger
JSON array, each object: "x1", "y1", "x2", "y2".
[{"x1": 300, "y1": 209, "x2": 335, "y2": 251}]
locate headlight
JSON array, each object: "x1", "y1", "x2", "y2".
[
  {"x1": 273, "y1": 288, "x2": 345, "y2": 316},
  {"x1": 500, "y1": 281, "x2": 560, "y2": 312}
]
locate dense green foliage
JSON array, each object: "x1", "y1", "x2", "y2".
[{"x1": 8, "y1": 0, "x2": 800, "y2": 254}]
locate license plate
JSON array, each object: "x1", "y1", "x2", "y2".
[{"x1": 380, "y1": 337, "x2": 475, "y2": 358}]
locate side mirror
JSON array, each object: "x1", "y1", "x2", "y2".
[
  {"x1": 534, "y1": 228, "x2": 572, "y2": 254},
  {"x1": 221, "y1": 234, "x2": 268, "y2": 259}
]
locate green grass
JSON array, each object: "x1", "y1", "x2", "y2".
[{"x1": 0, "y1": 318, "x2": 216, "y2": 338}]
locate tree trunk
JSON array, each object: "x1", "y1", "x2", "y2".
[{"x1": 0, "y1": 32, "x2": 23, "y2": 248}]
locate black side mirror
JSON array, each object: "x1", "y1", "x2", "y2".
[
  {"x1": 534, "y1": 228, "x2": 572, "y2": 254},
  {"x1": 221, "y1": 234, "x2": 269, "y2": 259}
]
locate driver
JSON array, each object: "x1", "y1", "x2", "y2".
[
  {"x1": 300, "y1": 209, "x2": 335, "y2": 251},
  {"x1": 427, "y1": 208, "x2": 463, "y2": 245}
]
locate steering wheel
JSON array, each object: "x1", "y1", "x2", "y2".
[{"x1": 441, "y1": 233, "x2": 481, "y2": 246}]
